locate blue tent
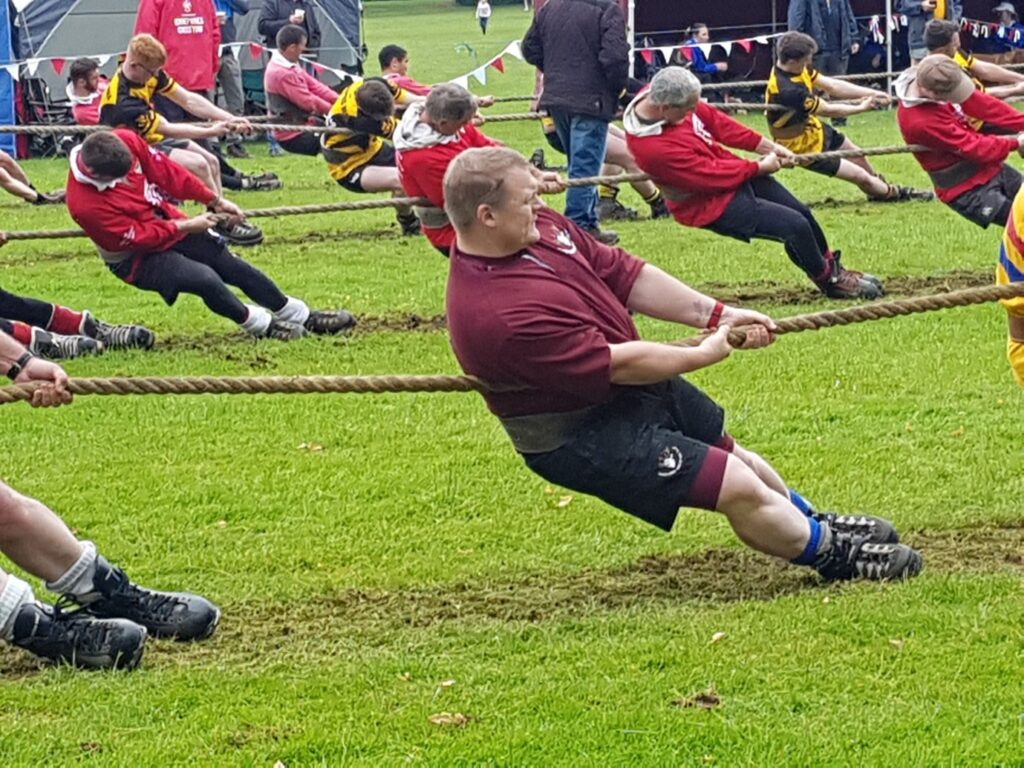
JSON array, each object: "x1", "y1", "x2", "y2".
[{"x1": 0, "y1": 2, "x2": 15, "y2": 154}]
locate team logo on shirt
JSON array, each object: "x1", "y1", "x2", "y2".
[
  {"x1": 183, "y1": 0, "x2": 193, "y2": 12},
  {"x1": 555, "y1": 229, "x2": 577, "y2": 255},
  {"x1": 656, "y1": 446, "x2": 684, "y2": 477},
  {"x1": 691, "y1": 114, "x2": 713, "y2": 146}
]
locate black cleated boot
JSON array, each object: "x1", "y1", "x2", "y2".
[
  {"x1": 812, "y1": 512, "x2": 899, "y2": 544},
  {"x1": 814, "y1": 533, "x2": 923, "y2": 582},
  {"x1": 70, "y1": 557, "x2": 221, "y2": 641},
  {"x1": 11, "y1": 601, "x2": 146, "y2": 670}
]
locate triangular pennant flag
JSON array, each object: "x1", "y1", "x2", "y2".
[
  {"x1": 490, "y1": 56, "x2": 505, "y2": 73},
  {"x1": 697, "y1": 43, "x2": 712, "y2": 57},
  {"x1": 737, "y1": 39, "x2": 753, "y2": 53},
  {"x1": 505, "y1": 40, "x2": 524, "y2": 60},
  {"x1": 2, "y1": 63, "x2": 18, "y2": 79},
  {"x1": 96, "y1": 54, "x2": 111, "y2": 66},
  {"x1": 249, "y1": 43, "x2": 264, "y2": 59},
  {"x1": 230, "y1": 43, "x2": 243, "y2": 57},
  {"x1": 51, "y1": 57, "x2": 65, "y2": 75},
  {"x1": 26, "y1": 58, "x2": 41, "y2": 76},
  {"x1": 452, "y1": 75, "x2": 470, "y2": 88},
  {"x1": 679, "y1": 46, "x2": 694, "y2": 62},
  {"x1": 718, "y1": 41, "x2": 732, "y2": 56},
  {"x1": 753, "y1": 36, "x2": 769, "y2": 44},
  {"x1": 658, "y1": 46, "x2": 674, "y2": 62},
  {"x1": 471, "y1": 65, "x2": 487, "y2": 85},
  {"x1": 640, "y1": 49, "x2": 654, "y2": 65}
]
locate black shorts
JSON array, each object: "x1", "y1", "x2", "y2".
[
  {"x1": 948, "y1": 164, "x2": 1022, "y2": 228},
  {"x1": 155, "y1": 138, "x2": 191, "y2": 154},
  {"x1": 336, "y1": 144, "x2": 397, "y2": 193},
  {"x1": 523, "y1": 378, "x2": 733, "y2": 532},
  {"x1": 279, "y1": 132, "x2": 322, "y2": 157},
  {"x1": 803, "y1": 124, "x2": 846, "y2": 177}
]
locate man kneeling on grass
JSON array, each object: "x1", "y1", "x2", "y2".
[
  {"x1": 0, "y1": 329, "x2": 218, "y2": 669},
  {"x1": 443, "y1": 146, "x2": 923, "y2": 582},
  {"x1": 66, "y1": 129, "x2": 355, "y2": 340}
]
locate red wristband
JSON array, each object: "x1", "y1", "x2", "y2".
[{"x1": 706, "y1": 301, "x2": 725, "y2": 330}]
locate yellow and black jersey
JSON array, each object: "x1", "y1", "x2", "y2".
[
  {"x1": 765, "y1": 64, "x2": 825, "y2": 154},
  {"x1": 99, "y1": 67, "x2": 178, "y2": 143},
  {"x1": 323, "y1": 77, "x2": 406, "y2": 180},
  {"x1": 953, "y1": 49, "x2": 986, "y2": 129}
]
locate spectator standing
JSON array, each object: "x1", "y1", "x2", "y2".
[
  {"x1": 787, "y1": 0, "x2": 860, "y2": 78},
  {"x1": 476, "y1": 0, "x2": 492, "y2": 35},
  {"x1": 215, "y1": 0, "x2": 251, "y2": 158},
  {"x1": 522, "y1": 0, "x2": 629, "y2": 244},
  {"x1": 897, "y1": 0, "x2": 962, "y2": 63},
  {"x1": 135, "y1": 0, "x2": 221, "y2": 103},
  {"x1": 259, "y1": 0, "x2": 321, "y2": 51}
]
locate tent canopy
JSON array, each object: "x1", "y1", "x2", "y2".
[{"x1": 13, "y1": 0, "x2": 363, "y2": 96}]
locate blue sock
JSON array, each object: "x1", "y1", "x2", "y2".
[
  {"x1": 788, "y1": 488, "x2": 815, "y2": 517},
  {"x1": 791, "y1": 516, "x2": 822, "y2": 565}
]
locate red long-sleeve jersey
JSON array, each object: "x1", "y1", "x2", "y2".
[
  {"x1": 897, "y1": 87, "x2": 1022, "y2": 203},
  {"x1": 66, "y1": 129, "x2": 217, "y2": 262},
  {"x1": 624, "y1": 97, "x2": 763, "y2": 228},
  {"x1": 135, "y1": 0, "x2": 221, "y2": 93},
  {"x1": 394, "y1": 109, "x2": 500, "y2": 250}
]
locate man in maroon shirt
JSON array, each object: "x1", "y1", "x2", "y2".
[
  {"x1": 623, "y1": 67, "x2": 882, "y2": 300},
  {"x1": 442, "y1": 146, "x2": 923, "y2": 582}
]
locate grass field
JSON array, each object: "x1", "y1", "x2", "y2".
[{"x1": 1, "y1": 2, "x2": 1024, "y2": 765}]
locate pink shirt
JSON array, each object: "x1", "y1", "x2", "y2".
[
  {"x1": 69, "y1": 79, "x2": 108, "y2": 126},
  {"x1": 264, "y1": 51, "x2": 339, "y2": 141},
  {"x1": 447, "y1": 207, "x2": 645, "y2": 418},
  {"x1": 384, "y1": 73, "x2": 432, "y2": 97}
]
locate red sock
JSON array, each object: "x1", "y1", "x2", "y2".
[
  {"x1": 47, "y1": 305, "x2": 85, "y2": 335},
  {"x1": 814, "y1": 251, "x2": 836, "y2": 284},
  {"x1": 9, "y1": 321, "x2": 33, "y2": 345}
]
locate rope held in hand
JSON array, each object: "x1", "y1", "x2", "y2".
[
  {"x1": 0, "y1": 144, "x2": 928, "y2": 241},
  {"x1": 2, "y1": 282, "x2": 1020, "y2": 405}
]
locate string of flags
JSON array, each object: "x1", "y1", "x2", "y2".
[
  {"x1": 634, "y1": 32, "x2": 783, "y2": 66},
  {"x1": 447, "y1": 40, "x2": 523, "y2": 89},
  {"x1": 0, "y1": 41, "x2": 357, "y2": 82},
  {"x1": 961, "y1": 16, "x2": 1024, "y2": 43}
]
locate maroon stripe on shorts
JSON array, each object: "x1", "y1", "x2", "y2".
[
  {"x1": 714, "y1": 433, "x2": 735, "y2": 453},
  {"x1": 686, "y1": 445, "x2": 729, "y2": 511}
]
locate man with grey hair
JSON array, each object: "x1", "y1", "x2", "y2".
[
  {"x1": 624, "y1": 67, "x2": 883, "y2": 300},
  {"x1": 395, "y1": 83, "x2": 563, "y2": 255},
  {"x1": 442, "y1": 145, "x2": 922, "y2": 584}
]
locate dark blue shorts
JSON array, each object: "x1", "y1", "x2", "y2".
[{"x1": 523, "y1": 378, "x2": 732, "y2": 532}]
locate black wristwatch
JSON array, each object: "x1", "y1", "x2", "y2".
[{"x1": 6, "y1": 351, "x2": 34, "y2": 381}]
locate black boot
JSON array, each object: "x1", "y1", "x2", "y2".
[
  {"x1": 11, "y1": 601, "x2": 146, "y2": 670},
  {"x1": 69, "y1": 557, "x2": 221, "y2": 641}
]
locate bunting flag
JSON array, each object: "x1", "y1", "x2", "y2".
[
  {"x1": 657, "y1": 46, "x2": 674, "y2": 62},
  {"x1": 636, "y1": 31, "x2": 783, "y2": 58},
  {"x1": 448, "y1": 40, "x2": 525, "y2": 88},
  {"x1": 737, "y1": 39, "x2": 753, "y2": 54},
  {"x1": 678, "y1": 47, "x2": 694, "y2": 62},
  {"x1": 640, "y1": 49, "x2": 654, "y2": 65},
  {"x1": 50, "y1": 57, "x2": 65, "y2": 76},
  {"x1": 249, "y1": 43, "x2": 263, "y2": 59},
  {"x1": 26, "y1": 58, "x2": 41, "y2": 76}
]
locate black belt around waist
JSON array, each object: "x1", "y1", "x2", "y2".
[
  {"x1": 499, "y1": 407, "x2": 595, "y2": 454},
  {"x1": 926, "y1": 160, "x2": 983, "y2": 190}
]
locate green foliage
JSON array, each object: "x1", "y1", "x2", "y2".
[{"x1": 0, "y1": 1, "x2": 1022, "y2": 764}]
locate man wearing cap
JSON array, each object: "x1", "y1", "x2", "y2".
[
  {"x1": 924, "y1": 19, "x2": 1024, "y2": 107},
  {"x1": 442, "y1": 144, "x2": 923, "y2": 583},
  {"x1": 897, "y1": 0, "x2": 962, "y2": 63},
  {"x1": 896, "y1": 54, "x2": 1024, "y2": 228},
  {"x1": 623, "y1": 67, "x2": 883, "y2": 300},
  {"x1": 994, "y1": 3, "x2": 1024, "y2": 51}
]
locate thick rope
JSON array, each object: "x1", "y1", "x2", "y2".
[
  {"x1": 0, "y1": 143, "x2": 928, "y2": 240},
  {"x1": 1, "y1": 283, "x2": 1020, "y2": 405}
]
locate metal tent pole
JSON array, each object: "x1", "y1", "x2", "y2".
[{"x1": 886, "y1": 0, "x2": 894, "y2": 92}]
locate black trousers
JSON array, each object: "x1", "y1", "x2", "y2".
[
  {"x1": 111, "y1": 233, "x2": 287, "y2": 324},
  {"x1": 0, "y1": 289, "x2": 53, "y2": 328},
  {"x1": 706, "y1": 176, "x2": 830, "y2": 282}
]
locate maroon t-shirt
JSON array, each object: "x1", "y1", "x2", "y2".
[{"x1": 447, "y1": 207, "x2": 646, "y2": 418}]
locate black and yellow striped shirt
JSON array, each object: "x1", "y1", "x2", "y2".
[
  {"x1": 765, "y1": 64, "x2": 825, "y2": 154},
  {"x1": 323, "y1": 78, "x2": 406, "y2": 180},
  {"x1": 99, "y1": 67, "x2": 178, "y2": 143}
]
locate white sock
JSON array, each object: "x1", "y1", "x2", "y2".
[
  {"x1": 275, "y1": 296, "x2": 310, "y2": 326},
  {"x1": 45, "y1": 540, "x2": 98, "y2": 597},
  {"x1": 241, "y1": 305, "x2": 272, "y2": 336},
  {"x1": 0, "y1": 575, "x2": 35, "y2": 641}
]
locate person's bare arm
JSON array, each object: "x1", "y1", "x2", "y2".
[
  {"x1": 609, "y1": 329, "x2": 735, "y2": 384},
  {"x1": 817, "y1": 73, "x2": 891, "y2": 100},
  {"x1": 971, "y1": 58, "x2": 1024, "y2": 86}
]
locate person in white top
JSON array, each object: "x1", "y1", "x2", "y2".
[{"x1": 476, "y1": 0, "x2": 492, "y2": 34}]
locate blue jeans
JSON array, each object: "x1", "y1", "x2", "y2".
[{"x1": 550, "y1": 111, "x2": 609, "y2": 230}]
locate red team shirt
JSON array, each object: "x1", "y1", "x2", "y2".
[
  {"x1": 134, "y1": 0, "x2": 221, "y2": 92},
  {"x1": 66, "y1": 129, "x2": 217, "y2": 260},
  {"x1": 447, "y1": 207, "x2": 646, "y2": 418}
]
